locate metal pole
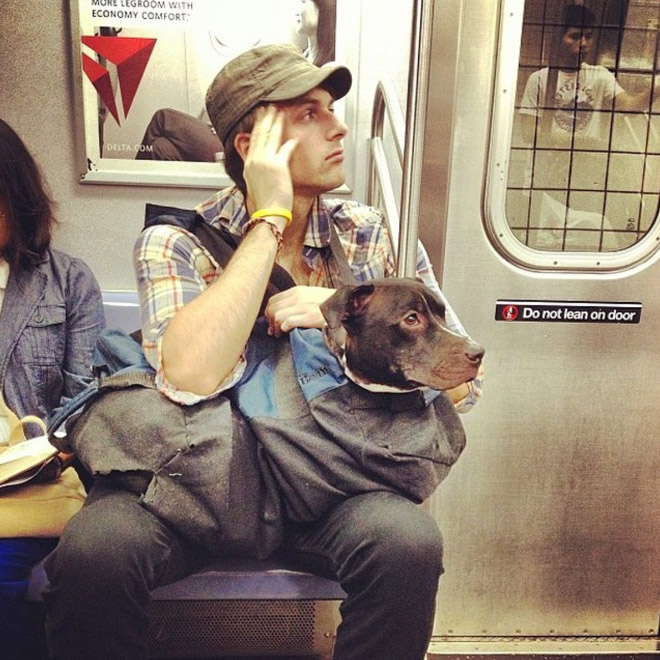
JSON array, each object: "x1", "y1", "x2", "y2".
[{"x1": 397, "y1": 0, "x2": 435, "y2": 277}]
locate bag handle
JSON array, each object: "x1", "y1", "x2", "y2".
[{"x1": 0, "y1": 388, "x2": 47, "y2": 446}]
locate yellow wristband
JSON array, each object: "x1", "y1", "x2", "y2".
[{"x1": 251, "y1": 207, "x2": 293, "y2": 227}]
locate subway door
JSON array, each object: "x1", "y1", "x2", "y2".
[{"x1": 418, "y1": 0, "x2": 660, "y2": 654}]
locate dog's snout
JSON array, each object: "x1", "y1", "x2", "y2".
[{"x1": 465, "y1": 342, "x2": 485, "y2": 365}]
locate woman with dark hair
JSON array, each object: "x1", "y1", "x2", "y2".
[
  {"x1": 294, "y1": 0, "x2": 336, "y2": 66},
  {"x1": 0, "y1": 118, "x2": 104, "y2": 659}
]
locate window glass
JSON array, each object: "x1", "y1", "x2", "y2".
[{"x1": 506, "y1": 0, "x2": 660, "y2": 255}]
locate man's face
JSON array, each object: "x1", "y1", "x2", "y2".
[
  {"x1": 561, "y1": 26, "x2": 593, "y2": 62},
  {"x1": 278, "y1": 87, "x2": 348, "y2": 197}
]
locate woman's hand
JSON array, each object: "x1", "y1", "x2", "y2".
[{"x1": 265, "y1": 286, "x2": 336, "y2": 336}]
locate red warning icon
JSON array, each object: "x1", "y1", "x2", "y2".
[{"x1": 502, "y1": 305, "x2": 519, "y2": 321}]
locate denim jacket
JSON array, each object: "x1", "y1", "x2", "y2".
[{"x1": 0, "y1": 248, "x2": 104, "y2": 428}]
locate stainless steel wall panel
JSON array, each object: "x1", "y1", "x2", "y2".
[{"x1": 415, "y1": 0, "x2": 660, "y2": 640}]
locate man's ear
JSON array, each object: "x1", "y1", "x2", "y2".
[{"x1": 234, "y1": 132, "x2": 251, "y2": 161}]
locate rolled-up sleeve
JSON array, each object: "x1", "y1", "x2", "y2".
[{"x1": 133, "y1": 224, "x2": 245, "y2": 404}]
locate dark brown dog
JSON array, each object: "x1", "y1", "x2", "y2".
[{"x1": 320, "y1": 277, "x2": 484, "y2": 392}]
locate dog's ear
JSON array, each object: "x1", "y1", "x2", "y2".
[
  {"x1": 321, "y1": 285, "x2": 351, "y2": 329},
  {"x1": 320, "y1": 285, "x2": 364, "y2": 358},
  {"x1": 320, "y1": 283, "x2": 375, "y2": 329},
  {"x1": 405, "y1": 277, "x2": 446, "y2": 320},
  {"x1": 421, "y1": 287, "x2": 446, "y2": 320},
  {"x1": 341, "y1": 283, "x2": 375, "y2": 329}
]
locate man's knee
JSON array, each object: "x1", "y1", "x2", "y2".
[
  {"x1": 46, "y1": 516, "x2": 137, "y2": 597},
  {"x1": 345, "y1": 493, "x2": 444, "y2": 577},
  {"x1": 380, "y1": 510, "x2": 442, "y2": 575},
  {"x1": 45, "y1": 488, "x2": 163, "y2": 592}
]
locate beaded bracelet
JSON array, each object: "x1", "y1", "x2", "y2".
[
  {"x1": 242, "y1": 215, "x2": 284, "y2": 250},
  {"x1": 250, "y1": 207, "x2": 293, "y2": 227}
]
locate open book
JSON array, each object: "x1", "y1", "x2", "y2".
[{"x1": 0, "y1": 435, "x2": 59, "y2": 488}]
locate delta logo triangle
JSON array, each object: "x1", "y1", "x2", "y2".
[{"x1": 81, "y1": 36, "x2": 157, "y2": 125}]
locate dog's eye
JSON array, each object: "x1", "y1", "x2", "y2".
[{"x1": 404, "y1": 312, "x2": 420, "y2": 326}]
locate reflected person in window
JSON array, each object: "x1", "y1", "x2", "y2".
[
  {"x1": 520, "y1": 4, "x2": 659, "y2": 148},
  {"x1": 517, "y1": 4, "x2": 659, "y2": 250}
]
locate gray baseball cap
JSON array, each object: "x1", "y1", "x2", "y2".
[{"x1": 206, "y1": 43, "x2": 352, "y2": 144}]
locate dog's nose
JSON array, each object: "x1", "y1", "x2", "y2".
[{"x1": 465, "y1": 342, "x2": 485, "y2": 365}]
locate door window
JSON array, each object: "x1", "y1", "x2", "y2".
[{"x1": 489, "y1": 0, "x2": 660, "y2": 271}]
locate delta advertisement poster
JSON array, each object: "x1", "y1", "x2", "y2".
[{"x1": 73, "y1": 0, "x2": 341, "y2": 187}]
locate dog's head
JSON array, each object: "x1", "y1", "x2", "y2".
[{"x1": 320, "y1": 277, "x2": 484, "y2": 392}]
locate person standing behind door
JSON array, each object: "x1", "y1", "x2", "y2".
[
  {"x1": 0, "y1": 118, "x2": 105, "y2": 660},
  {"x1": 519, "y1": 4, "x2": 659, "y2": 147},
  {"x1": 516, "y1": 4, "x2": 660, "y2": 250}
]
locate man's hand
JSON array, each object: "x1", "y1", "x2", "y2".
[
  {"x1": 265, "y1": 286, "x2": 336, "y2": 336},
  {"x1": 243, "y1": 105, "x2": 298, "y2": 225}
]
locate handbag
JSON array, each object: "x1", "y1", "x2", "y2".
[
  {"x1": 231, "y1": 322, "x2": 465, "y2": 521},
  {"x1": 0, "y1": 389, "x2": 86, "y2": 537}
]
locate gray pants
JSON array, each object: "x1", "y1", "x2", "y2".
[{"x1": 44, "y1": 483, "x2": 443, "y2": 660}]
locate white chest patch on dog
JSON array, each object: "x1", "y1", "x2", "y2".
[{"x1": 339, "y1": 355, "x2": 422, "y2": 394}]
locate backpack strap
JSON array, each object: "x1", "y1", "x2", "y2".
[
  {"x1": 144, "y1": 202, "x2": 356, "y2": 289},
  {"x1": 328, "y1": 222, "x2": 357, "y2": 286},
  {"x1": 144, "y1": 203, "x2": 295, "y2": 293}
]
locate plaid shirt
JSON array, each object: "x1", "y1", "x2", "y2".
[{"x1": 134, "y1": 186, "x2": 482, "y2": 410}]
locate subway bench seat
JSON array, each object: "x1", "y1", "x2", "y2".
[
  {"x1": 28, "y1": 556, "x2": 345, "y2": 658},
  {"x1": 27, "y1": 291, "x2": 345, "y2": 658}
]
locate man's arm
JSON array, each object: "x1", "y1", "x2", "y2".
[
  {"x1": 158, "y1": 107, "x2": 297, "y2": 395},
  {"x1": 159, "y1": 224, "x2": 281, "y2": 394},
  {"x1": 614, "y1": 76, "x2": 660, "y2": 111},
  {"x1": 520, "y1": 114, "x2": 537, "y2": 144},
  {"x1": 518, "y1": 70, "x2": 544, "y2": 144}
]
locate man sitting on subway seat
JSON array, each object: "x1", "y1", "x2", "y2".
[{"x1": 43, "y1": 44, "x2": 483, "y2": 660}]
